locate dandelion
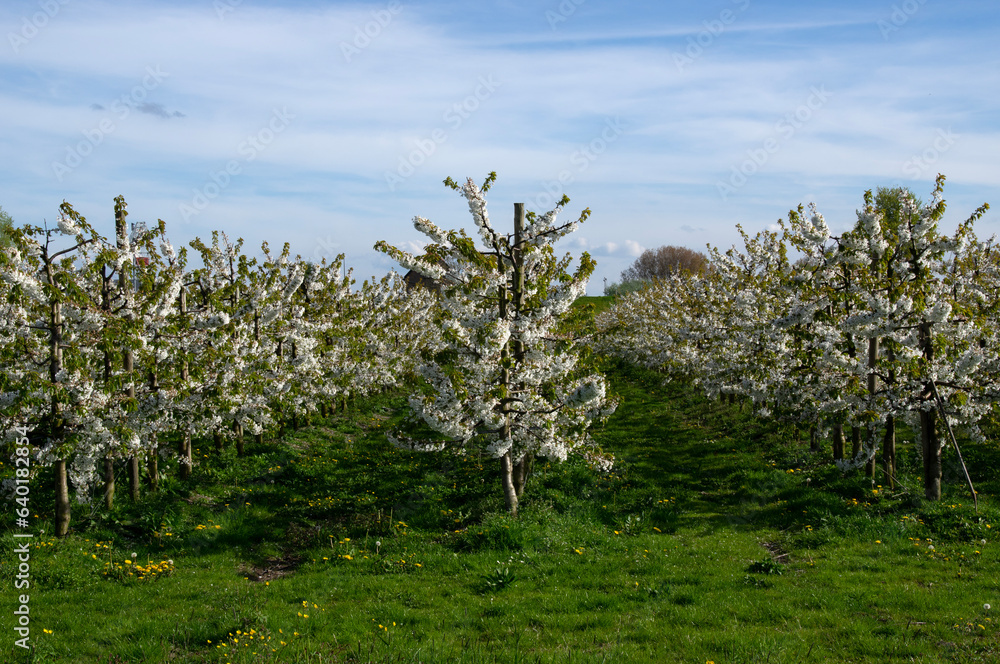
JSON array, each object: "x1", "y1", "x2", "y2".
[{"x1": 986, "y1": 604, "x2": 992, "y2": 610}]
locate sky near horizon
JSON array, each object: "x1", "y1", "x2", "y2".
[{"x1": 2, "y1": 0, "x2": 998, "y2": 293}]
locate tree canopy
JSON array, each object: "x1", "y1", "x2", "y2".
[{"x1": 620, "y1": 245, "x2": 708, "y2": 282}]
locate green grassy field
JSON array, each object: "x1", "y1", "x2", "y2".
[{"x1": 2, "y1": 357, "x2": 999, "y2": 663}]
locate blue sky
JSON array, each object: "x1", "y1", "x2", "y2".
[{"x1": 2, "y1": 0, "x2": 998, "y2": 293}]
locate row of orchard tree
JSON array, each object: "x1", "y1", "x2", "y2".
[
  {"x1": 1, "y1": 176, "x2": 620, "y2": 535},
  {"x1": 0, "y1": 196, "x2": 437, "y2": 536},
  {"x1": 597, "y1": 176, "x2": 994, "y2": 500}
]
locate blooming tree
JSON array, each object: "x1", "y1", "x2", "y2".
[
  {"x1": 375, "y1": 174, "x2": 617, "y2": 515},
  {"x1": 597, "y1": 176, "x2": 992, "y2": 501}
]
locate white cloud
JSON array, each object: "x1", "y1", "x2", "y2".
[{"x1": 0, "y1": 0, "x2": 997, "y2": 295}]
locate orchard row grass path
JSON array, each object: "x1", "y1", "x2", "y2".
[{"x1": 1, "y1": 358, "x2": 998, "y2": 663}]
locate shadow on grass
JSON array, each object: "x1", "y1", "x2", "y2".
[{"x1": 592, "y1": 359, "x2": 998, "y2": 544}]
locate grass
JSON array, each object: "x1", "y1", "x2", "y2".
[{"x1": 2, "y1": 358, "x2": 999, "y2": 663}]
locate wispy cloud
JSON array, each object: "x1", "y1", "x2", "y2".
[
  {"x1": 0, "y1": 0, "x2": 997, "y2": 293},
  {"x1": 136, "y1": 102, "x2": 184, "y2": 119}
]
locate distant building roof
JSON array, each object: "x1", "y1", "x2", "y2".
[{"x1": 402, "y1": 269, "x2": 443, "y2": 292}]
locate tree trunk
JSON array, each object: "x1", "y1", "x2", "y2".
[
  {"x1": 850, "y1": 426, "x2": 861, "y2": 462},
  {"x1": 809, "y1": 426, "x2": 820, "y2": 454},
  {"x1": 55, "y1": 459, "x2": 71, "y2": 537},
  {"x1": 919, "y1": 322, "x2": 941, "y2": 500},
  {"x1": 235, "y1": 422, "x2": 244, "y2": 456},
  {"x1": 513, "y1": 455, "x2": 533, "y2": 498},
  {"x1": 129, "y1": 456, "x2": 140, "y2": 501},
  {"x1": 179, "y1": 432, "x2": 192, "y2": 480},
  {"x1": 101, "y1": 265, "x2": 116, "y2": 510},
  {"x1": 498, "y1": 212, "x2": 519, "y2": 517},
  {"x1": 48, "y1": 292, "x2": 70, "y2": 535},
  {"x1": 921, "y1": 408, "x2": 942, "y2": 500},
  {"x1": 103, "y1": 456, "x2": 115, "y2": 510},
  {"x1": 864, "y1": 439, "x2": 877, "y2": 480},
  {"x1": 118, "y1": 208, "x2": 141, "y2": 503},
  {"x1": 146, "y1": 437, "x2": 158, "y2": 492},
  {"x1": 178, "y1": 289, "x2": 192, "y2": 480},
  {"x1": 124, "y1": 347, "x2": 140, "y2": 500},
  {"x1": 832, "y1": 422, "x2": 845, "y2": 461},
  {"x1": 883, "y1": 343, "x2": 897, "y2": 489},
  {"x1": 864, "y1": 337, "x2": 879, "y2": 479},
  {"x1": 214, "y1": 431, "x2": 224, "y2": 451},
  {"x1": 501, "y1": 452, "x2": 518, "y2": 516},
  {"x1": 883, "y1": 416, "x2": 896, "y2": 489},
  {"x1": 147, "y1": 366, "x2": 159, "y2": 491}
]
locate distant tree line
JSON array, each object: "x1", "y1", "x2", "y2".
[
  {"x1": 604, "y1": 245, "x2": 708, "y2": 296},
  {"x1": 0, "y1": 206, "x2": 14, "y2": 249}
]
